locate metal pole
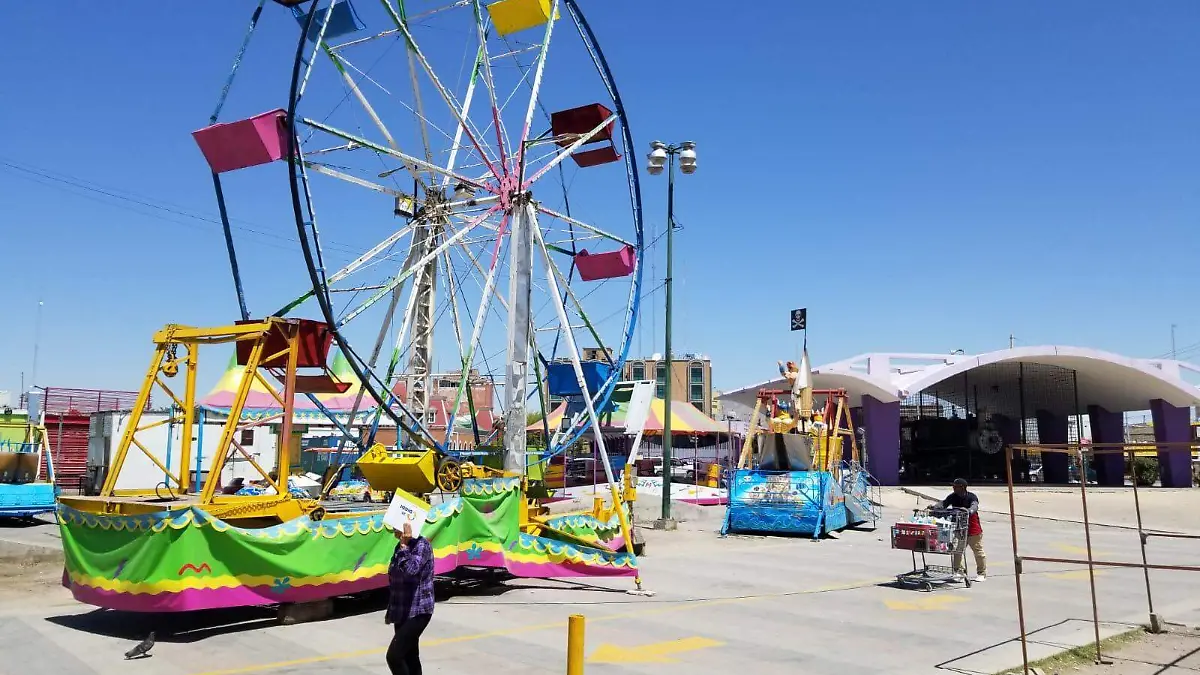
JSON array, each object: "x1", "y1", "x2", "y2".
[
  {"x1": 1078, "y1": 448, "x2": 1108, "y2": 664},
  {"x1": 31, "y1": 301, "x2": 43, "y2": 389},
  {"x1": 567, "y1": 614, "x2": 585, "y2": 675},
  {"x1": 660, "y1": 150, "x2": 676, "y2": 524},
  {"x1": 1073, "y1": 370, "x2": 1083, "y2": 447},
  {"x1": 1171, "y1": 324, "x2": 1177, "y2": 360},
  {"x1": 964, "y1": 372, "x2": 972, "y2": 479},
  {"x1": 1129, "y1": 448, "x2": 1161, "y2": 632},
  {"x1": 1005, "y1": 444, "x2": 1031, "y2": 675},
  {"x1": 56, "y1": 413, "x2": 65, "y2": 491},
  {"x1": 1017, "y1": 363, "x2": 1027, "y2": 481}
]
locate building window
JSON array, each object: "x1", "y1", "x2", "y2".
[
  {"x1": 689, "y1": 363, "x2": 704, "y2": 405},
  {"x1": 426, "y1": 411, "x2": 437, "y2": 426},
  {"x1": 655, "y1": 362, "x2": 666, "y2": 399},
  {"x1": 631, "y1": 361, "x2": 645, "y2": 381},
  {"x1": 692, "y1": 400, "x2": 704, "y2": 412},
  {"x1": 239, "y1": 429, "x2": 254, "y2": 446}
]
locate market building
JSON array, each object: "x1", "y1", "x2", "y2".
[{"x1": 722, "y1": 346, "x2": 1200, "y2": 487}]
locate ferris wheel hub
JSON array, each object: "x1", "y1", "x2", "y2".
[{"x1": 497, "y1": 173, "x2": 527, "y2": 211}]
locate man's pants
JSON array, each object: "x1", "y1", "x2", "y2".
[
  {"x1": 387, "y1": 614, "x2": 432, "y2": 675},
  {"x1": 952, "y1": 534, "x2": 987, "y2": 576}
]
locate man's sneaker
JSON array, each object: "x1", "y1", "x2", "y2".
[{"x1": 974, "y1": 574, "x2": 987, "y2": 582}]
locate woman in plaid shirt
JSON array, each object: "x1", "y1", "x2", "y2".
[{"x1": 386, "y1": 521, "x2": 435, "y2": 675}]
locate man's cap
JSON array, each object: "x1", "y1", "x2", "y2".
[{"x1": 952, "y1": 478, "x2": 968, "y2": 487}]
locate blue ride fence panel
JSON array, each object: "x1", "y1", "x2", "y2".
[
  {"x1": 723, "y1": 469, "x2": 848, "y2": 538},
  {"x1": 841, "y1": 462, "x2": 881, "y2": 528}
]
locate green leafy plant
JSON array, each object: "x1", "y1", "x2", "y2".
[{"x1": 1130, "y1": 457, "x2": 1159, "y2": 487}]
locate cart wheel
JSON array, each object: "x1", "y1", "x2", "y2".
[
  {"x1": 437, "y1": 458, "x2": 463, "y2": 493},
  {"x1": 923, "y1": 582, "x2": 933, "y2": 592}
]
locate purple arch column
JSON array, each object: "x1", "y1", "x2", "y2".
[
  {"x1": 861, "y1": 395, "x2": 900, "y2": 485},
  {"x1": 1035, "y1": 410, "x2": 1070, "y2": 484},
  {"x1": 1088, "y1": 405, "x2": 1125, "y2": 487},
  {"x1": 1150, "y1": 399, "x2": 1193, "y2": 488}
]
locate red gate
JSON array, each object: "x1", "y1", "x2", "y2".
[{"x1": 42, "y1": 388, "x2": 143, "y2": 492}]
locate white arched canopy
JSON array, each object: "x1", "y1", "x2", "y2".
[{"x1": 723, "y1": 346, "x2": 1200, "y2": 420}]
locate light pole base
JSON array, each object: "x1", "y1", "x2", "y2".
[
  {"x1": 653, "y1": 518, "x2": 678, "y2": 531},
  {"x1": 1149, "y1": 613, "x2": 1163, "y2": 634}
]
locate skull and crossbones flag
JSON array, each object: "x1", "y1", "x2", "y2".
[{"x1": 790, "y1": 308, "x2": 807, "y2": 332}]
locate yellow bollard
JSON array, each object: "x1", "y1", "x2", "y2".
[{"x1": 567, "y1": 614, "x2": 585, "y2": 674}]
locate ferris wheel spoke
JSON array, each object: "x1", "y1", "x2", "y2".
[
  {"x1": 444, "y1": 224, "x2": 509, "y2": 314},
  {"x1": 304, "y1": 161, "x2": 416, "y2": 201},
  {"x1": 535, "y1": 204, "x2": 631, "y2": 247},
  {"x1": 542, "y1": 243, "x2": 611, "y2": 362},
  {"x1": 469, "y1": 0, "x2": 513, "y2": 173},
  {"x1": 338, "y1": 205, "x2": 501, "y2": 328},
  {"x1": 382, "y1": 1, "x2": 504, "y2": 182},
  {"x1": 295, "y1": 1, "x2": 340, "y2": 101},
  {"x1": 274, "y1": 220, "x2": 417, "y2": 316},
  {"x1": 439, "y1": 250, "x2": 487, "y2": 442},
  {"x1": 322, "y1": 49, "x2": 430, "y2": 187},
  {"x1": 515, "y1": 0, "x2": 559, "y2": 173},
  {"x1": 531, "y1": 211, "x2": 612, "y2": 446},
  {"x1": 445, "y1": 213, "x2": 509, "y2": 436},
  {"x1": 441, "y1": 48, "x2": 485, "y2": 187},
  {"x1": 402, "y1": 35, "x2": 435, "y2": 168},
  {"x1": 373, "y1": 247, "x2": 428, "y2": 432},
  {"x1": 522, "y1": 114, "x2": 614, "y2": 188},
  {"x1": 301, "y1": 118, "x2": 492, "y2": 192}
]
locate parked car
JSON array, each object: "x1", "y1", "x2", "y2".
[{"x1": 650, "y1": 458, "x2": 696, "y2": 482}]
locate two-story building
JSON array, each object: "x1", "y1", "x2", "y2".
[
  {"x1": 539, "y1": 349, "x2": 715, "y2": 418},
  {"x1": 622, "y1": 353, "x2": 715, "y2": 417}
]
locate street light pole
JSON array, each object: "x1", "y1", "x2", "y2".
[
  {"x1": 646, "y1": 140, "x2": 695, "y2": 529},
  {"x1": 661, "y1": 150, "x2": 676, "y2": 525},
  {"x1": 31, "y1": 300, "x2": 43, "y2": 391}
]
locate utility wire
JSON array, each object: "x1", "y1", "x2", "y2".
[{"x1": 0, "y1": 156, "x2": 364, "y2": 258}]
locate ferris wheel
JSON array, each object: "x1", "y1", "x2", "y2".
[{"x1": 193, "y1": 0, "x2": 644, "y2": 467}]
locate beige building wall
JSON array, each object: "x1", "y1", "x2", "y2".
[
  {"x1": 622, "y1": 356, "x2": 714, "y2": 417},
  {"x1": 539, "y1": 351, "x2": 715, "y2": 419}
]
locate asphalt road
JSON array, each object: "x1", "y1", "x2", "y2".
[{"x1": 2, "y1": 502, "x2": 1198, "y2": 675}]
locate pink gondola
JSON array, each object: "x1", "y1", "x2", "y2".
[
  {"x1": 192, "y1": 109, "x2": 289, "y2": 174},
  {"x1": 574, "y1": 245, "x2": 636, "y2": 281},
  {"x1": 549, "y1": 103, "x2": 621, "y2": 168}
]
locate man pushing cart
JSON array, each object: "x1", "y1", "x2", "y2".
[
  {"x1": 891, "y1": 479, "x2": 986, "y2": 590},
  {"x1": 941, "y1": 478, "x2": 986, "y2": 582}
]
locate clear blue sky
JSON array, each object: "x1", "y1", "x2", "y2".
[{"x1": 2, "y1": 1, "x2": 1198, "y2": 400}]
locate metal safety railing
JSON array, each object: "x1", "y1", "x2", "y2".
[{"x1": 1004, "y1": 441, "x2": 1200, "y2": 674}]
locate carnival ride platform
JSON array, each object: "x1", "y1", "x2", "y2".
[
  {"x1": 723, "y1": 380, "x2": 880, "y2": 538},
  {"x1": 0, "y1": 425, "x2": 59, "y2": 519},
  {"x1": 59, "y1": 476, "x2": 634, "y2": 612},
  {"x1": 58, "y1": 318, "x2": 642, "y2": 612},
  {"x1": 0, "y1": 483, "x2": 58, "y2": 519},
  {"x1": 724, "y1": 469, "x2": 849, "y2": 538}
]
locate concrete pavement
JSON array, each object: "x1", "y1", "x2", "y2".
[{"x1": 2, "y1": 501, "x2": 1198, "y2": 675}]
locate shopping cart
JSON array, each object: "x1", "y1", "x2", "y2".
[{"x1": 890, "y1": 507, "x2": 972, "y2": 590}]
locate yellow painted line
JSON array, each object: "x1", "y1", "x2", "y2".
[
  {"x1": 589, "y1": 636, "x2": 724, "y2": 664},
  {"x1": 189, "y1": 577, "x2": 890, "y2": 675},
  {"x1": 1054, "y1": 543, "x2": 1111, "y2": 557},
  {"x1": 883, "y1": 594, "x2": 969, "y2": 611}
]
